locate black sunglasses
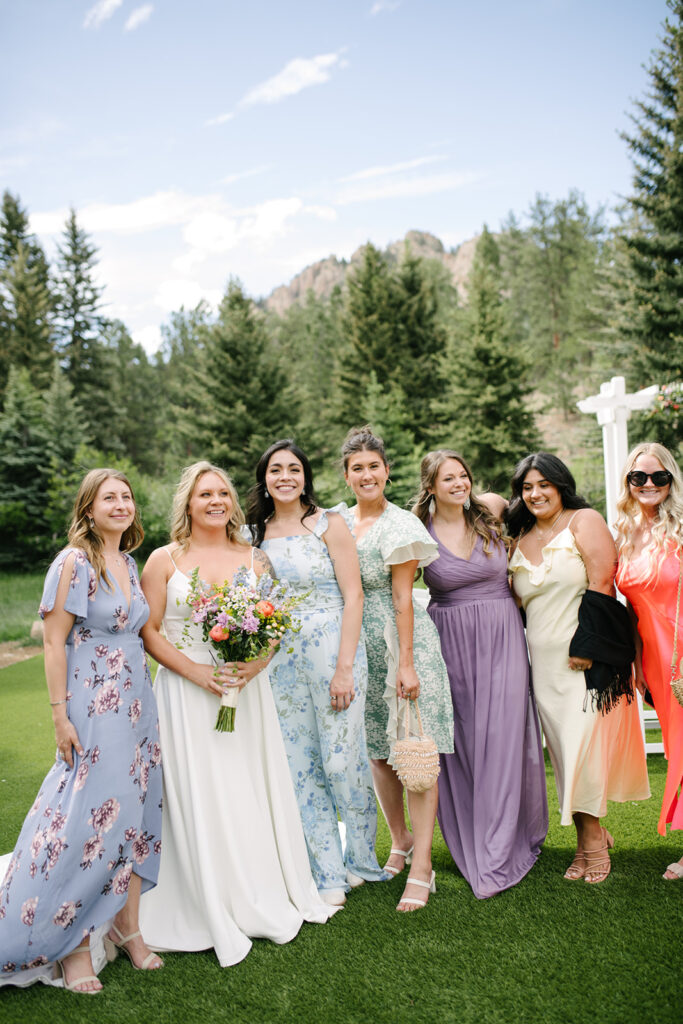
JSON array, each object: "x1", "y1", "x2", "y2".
[{"x1": 627, "y1": 470, "x2": 673, "y2": 487}]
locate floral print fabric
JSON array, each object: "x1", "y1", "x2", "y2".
[
  {"x1": 0, "y1": 549, "x2": 162, "y2": 982},
  {"x1": 263, "y1": 507, "x2": 386, "y2": 891},
  {"x1": 344, "y1": 502, "x2": 455, "y2": 762}
]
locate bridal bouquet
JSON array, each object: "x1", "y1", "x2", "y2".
[{"x1": 184, "y1": 566, "x2": 301, "y2": 732}]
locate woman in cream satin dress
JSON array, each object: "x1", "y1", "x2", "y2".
[{"x1": 507, "y1": 453, "x2": 649, "y2": 883}]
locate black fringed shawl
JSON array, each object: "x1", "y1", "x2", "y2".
[{"x1": 569, "y1": 590, "x2": 635, "y2": 715}]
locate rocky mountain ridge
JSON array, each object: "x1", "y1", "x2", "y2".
[{"x1": 263, "y1": 229, "x2": 479, "y2": 315}]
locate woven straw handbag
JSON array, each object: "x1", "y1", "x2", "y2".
[
  {"x1": 670, "y1": 553, "x2": 683, "y2": 708},
  {"x1": 393, "y1": 696, "x2": 440, "y2": 793}
]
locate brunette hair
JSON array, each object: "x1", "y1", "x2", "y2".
[
  {"x1": 341, "y1": 425, "x2": 390, "y2": 472},
  {"x1": 504, "y1": 452, "x2": 590, "y2": 538},
  {"x1": 615, "y1": 442, "x2": 683, "y2": 580},
  {"x1": 247, "y1": 439, "x2": 318, "y2": 546},
  {"x1": 67, "y1": 468, "x2": 143, "y2": 590},
  {"x1": 170, "y1": 461, "x2": 248, "y2": 553},
  {"x1": 412, "y1": 449, "x2": 505, "y2": 555}
]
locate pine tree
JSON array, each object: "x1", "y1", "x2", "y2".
[
  {"x1": 0, "y1": 243, "x2": 55, "y2": 395},
  {"x1": 0, "y1": 367, "x2": 52, "y2": 565},
  {"x1": 358, "y1": 373, "x2": 424, "y2": 508},
  {"x1": 499, "y1": 193, "x2": 605, "y2": 416},
  {"x1": 338, "y1": 244, "x2": 402, "y2": 418},
  {"x1": 618, "y1": 0, "x2": 683, "y2": 384},
  {"x1": 433, "y1": 228, "x2": 539, "y2": 491},
  {"x1": 0, "y1": 190, "x2": 50, "y2": 286},
  {"x1": 393, "y1": 250, "x2": 449, "y2": 444},
  {"x1": 54, "y1": 208, "x2": 106, "y2": 392},
  {"x1": 200, "y1": 281, "x2": 293, "y2": 498}
]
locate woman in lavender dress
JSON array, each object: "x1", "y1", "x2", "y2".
[
  {"x1": 0, "y1": 470, "x2": 162, "y2": 992},
  {"x1": 413, "y1": 451, "x2": 548, "y2": 899}
]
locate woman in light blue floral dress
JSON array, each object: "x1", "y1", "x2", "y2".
[
  {"x1": 249, "y1": 440, "x2": 387, "y2": 907},
  {"x1": 0, "y1": 470, "x2": 162, "y2": 993},
  {"x1": 342, "y1": 427, "x2": 454, "y2": 913}
]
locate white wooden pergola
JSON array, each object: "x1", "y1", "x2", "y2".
[{"x1": 577, "y1": 375, "x2": 662, "y2": 753}]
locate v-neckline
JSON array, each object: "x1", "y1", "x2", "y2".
[
  {"x1": 111, "y1": 557, "x2": 132, "y2": 612},
  {"x1": 354, "y1": 503, "x2": 390, "y2": 545},
  {"x1": 430, "y1": 520, "x2": 477, "y2": 563}
]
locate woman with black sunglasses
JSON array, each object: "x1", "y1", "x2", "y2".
[{"x1": 615, "y1": 442, "x2": 683, "y2": 880}]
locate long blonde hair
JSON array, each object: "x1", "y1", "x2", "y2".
[
  {"x1": 615, "y1": 442, "x2": 683, "y2": 580},
  {"x1": 67, "y1": 468, "x2": 143, "y2": 590},
  {"x1": 411, "y1": 450, "x2": 506, "y2": 556},
  {"x1": 170, "y1": 461, "x2": 248, "y2": 553}
]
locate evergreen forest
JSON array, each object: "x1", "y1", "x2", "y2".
[{"x1": 2, "y1": 1, "x2": 683, "y2": 571}]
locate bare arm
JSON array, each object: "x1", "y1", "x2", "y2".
[
  {"x1": 323, "y1": 514, "x2": 364, "y2": 710},
  {"x1": 571, "y1": 508, "x2": 617, "y2": 596},
  {"x1": 140, "y1": 548, "x2": 228, "y2": 696},
  {"x1": 479, "y1": 492, "x2": 508, "y2": 518},
  {"x1": 42, "y1": 552, "x2": 84, "y2": 768},
  {"x1": 391, "y1": 559, "x2": 421, "y2": 699},
  {"x1": 568, "y1": 509, "x2": 617, "y2": 671}
]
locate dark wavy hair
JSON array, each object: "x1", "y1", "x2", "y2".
[
  {"x1": 247, "y1": 439, "x2": 318, "y2": 546},
  {"x1": 504, "y1": 452, "x2": 591, "y2": 538}
]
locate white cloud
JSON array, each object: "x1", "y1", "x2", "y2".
[
  {"x1": 83, "y1": 0, "x2": 123, "y2": 29},
  {"x1": 154, "y1": 278, "x2": 222, "y2": 314},
  {"x1": 241, "y1": 51, "x2": 346, "y2": 107},
  {"x1": 204, "y1": 112, "x2": 235, "y2": 127},
  {"x1": 31, "y1": 190, "x2": 213, "y2": 236},
  {"x1": 205, "y1": 50, "x2": 347, "y2": 126},
  {"x1": 338, "y1": 155, "x2": 446, "y2": 183},
  {"x1": 220, "y1": 165, "x2": 272, "y2": 186},
  {"x1": 132, "y1": 324, "x2": 162, "y2": 353},
  {"x1": 370, "y1": 1, "x2": 401, "y2": 15},
  {"x1": 336, "y1": 170, "x2": 480, "y2": 205},
  {"x1": 124, "y1": 4, "x2": 153, "y2": 31}
]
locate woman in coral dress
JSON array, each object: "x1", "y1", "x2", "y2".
[{"x1": 615, "y1": 442, "x2": 683, "y2": 879}]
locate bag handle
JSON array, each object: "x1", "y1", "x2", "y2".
[
  {"x1": 671, "y1": 550, "x2": 683, "y2": 685},
  {"x1": 397, "y1": 691, "x2": 426, "y2": 741}
]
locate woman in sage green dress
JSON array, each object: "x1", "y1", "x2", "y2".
[{"x1": 342, "y1": 426, "x2": 454, "y2": 912}]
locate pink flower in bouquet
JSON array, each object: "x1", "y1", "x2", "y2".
[
  {"x1": 241, "y1": 611, "x2": 259, "y2": 634},
  {"x1": 255, "y1": 600, "x2": 275, "y2": 617},
  {"x1": 209, "y1": 623, "x2": 231, "y2": 642}
]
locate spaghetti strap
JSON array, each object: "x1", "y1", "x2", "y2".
[
  {"x1": 566, "y1": 510, "x2": 582, "y2": 530},
  {"x1": 250, "y1": 547, "x2": 255, "y2": 570},
  {"x1": 165, "y1": 546, "x2": 180, "y2": 570}
]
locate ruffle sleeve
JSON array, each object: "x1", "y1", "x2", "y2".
[
  {"x1": 313, "y1": 502, "x2": 349, "y2": 539},
  {"x1": 39, "y1": 549, "x2": 95, "y2": 621},
  {"x1": 378, "y1": 505, "x2": 438, "y2": 570}
]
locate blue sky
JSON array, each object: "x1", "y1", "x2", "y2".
[{"x1": 0, "y1": 0, "x2": 668, "y2": 352}]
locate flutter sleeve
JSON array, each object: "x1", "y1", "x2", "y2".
[
  {"x1": 39, "y1": 549, "x2": 95, "y2": 621},
  {"x1": 378, "y1": 505, "x2": 439, "y2": 569},
  {"x1": 313, "y1": 502, "x2": 349, "y2": 539}
]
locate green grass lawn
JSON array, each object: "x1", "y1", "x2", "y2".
[
  {"x1": 0, "y1": 571, "x2": 45, "y2": 644},
  {"x1": 1, "y1": 657, "x2": 680, "y2": 1024}
]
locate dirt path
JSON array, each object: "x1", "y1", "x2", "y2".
[{"x1": 0, "y1": 641, "x2": 41, "y2": 669}]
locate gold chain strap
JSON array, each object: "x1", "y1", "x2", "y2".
[{"x1": 671, "y1": 551, "x2": 683, "y2": 684}]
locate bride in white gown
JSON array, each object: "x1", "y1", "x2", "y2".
[{"x1": 138, "y1": 462, "x2": 335, "y2": 967}]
